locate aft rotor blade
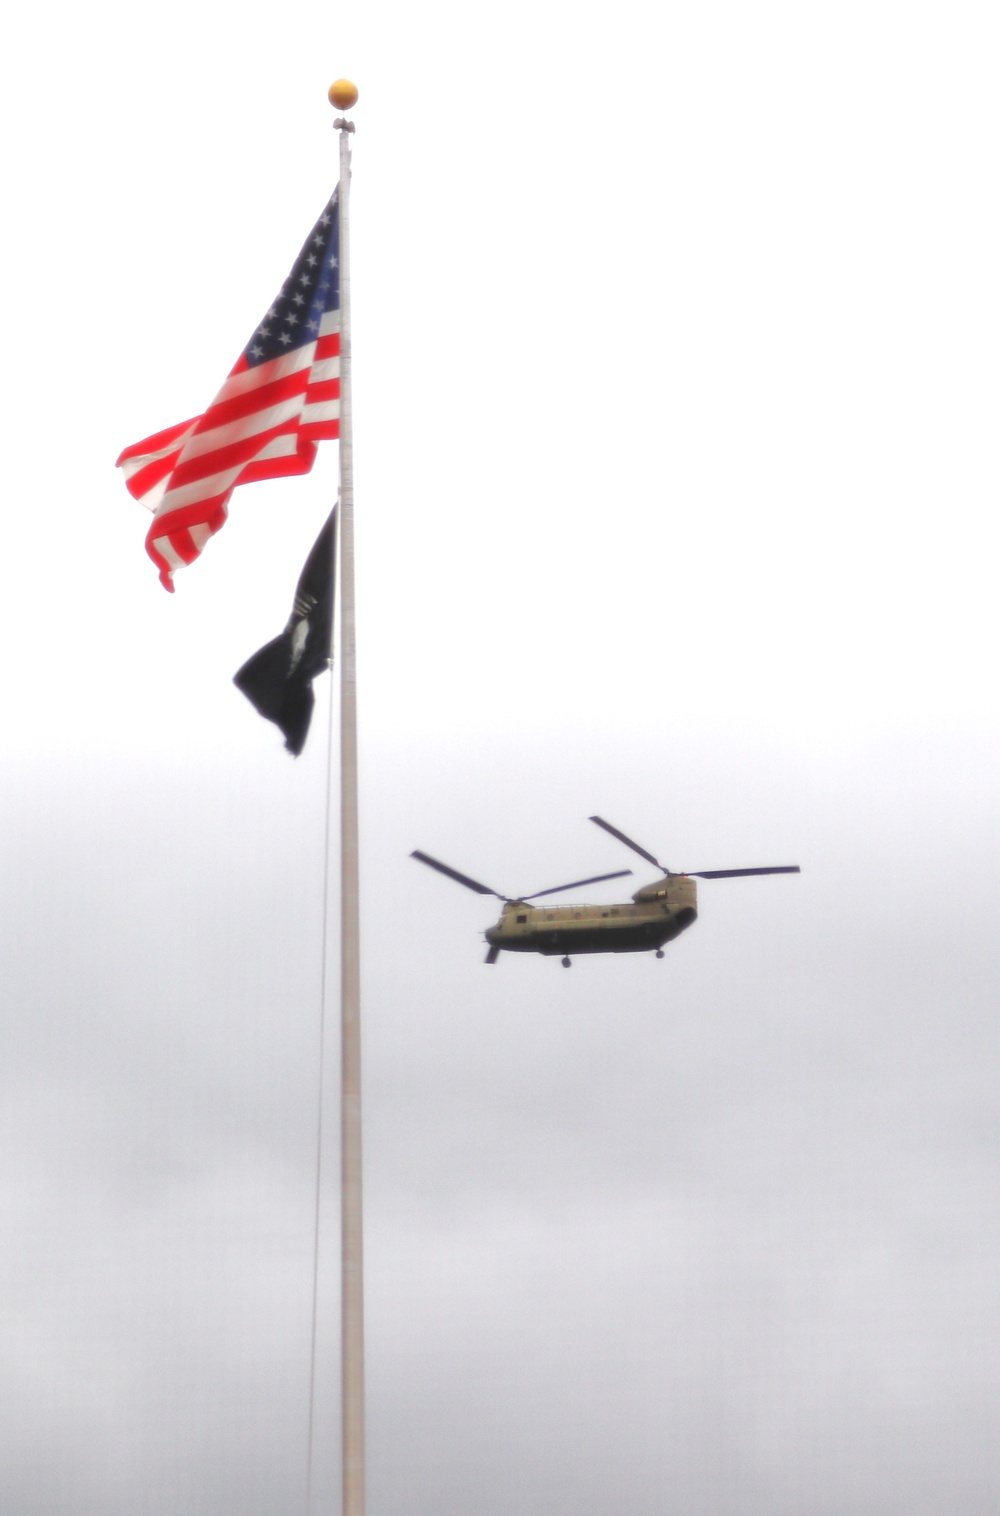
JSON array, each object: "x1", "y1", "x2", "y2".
[
  {"x1": 688, "y1": 865, "x2": 801, "y2": 879},
  {"x1": 410, "y1": 850, "x2": 502, "y2": 897},
  {"x1": 525, "y1": 869, "x2": 633, "y2": 901},
  {"x1": 588, "y1": 816, "x2": 667, "y2": 872}
]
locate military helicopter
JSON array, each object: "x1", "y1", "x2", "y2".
[{"x1": 411, "y1": 816, "x2": 800, "y2": 965}]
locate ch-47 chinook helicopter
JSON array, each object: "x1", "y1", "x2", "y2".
[{"x1": 411, "y1": 816, "x2": 800, "y2": 965}]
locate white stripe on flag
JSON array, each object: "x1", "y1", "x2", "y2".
[
  {"x1": 302, "y1": 401, "x2": 340, "y2": 426},
  {"x1": 309, "y1": 356, "x2": 340, "y2": 382}
]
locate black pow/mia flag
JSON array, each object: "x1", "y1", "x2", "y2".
[{"x1": 233, "y1": 507, "x2": 336, "y2": 755}]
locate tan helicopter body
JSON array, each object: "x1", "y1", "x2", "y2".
[
  {"x1": 485, "y1": 873, "x2": 698, "y2": 960},
  {"x1": 412, "y1": 817, "x2": 799, "y2": 966}
]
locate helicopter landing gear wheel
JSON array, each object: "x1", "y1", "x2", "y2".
[
  {"x1": 561, "y1": 956, "x2": 572, "y2": 968},
  {"x1": 655, "y1": 949, "x2": 665, "y2": 959}
]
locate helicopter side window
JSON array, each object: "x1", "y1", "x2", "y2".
[{"x1": 516, "y1": 913, "x2": 527, "y2": 924}]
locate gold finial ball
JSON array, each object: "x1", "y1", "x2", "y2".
[{"x1": 329, "y1": 79, "x2": 359, "y2": 111}]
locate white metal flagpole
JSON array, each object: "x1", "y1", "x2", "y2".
[{"x1": 330, "y1": 79, "x2": 364, "y2": 1516}]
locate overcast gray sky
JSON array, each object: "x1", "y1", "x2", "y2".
[{"x1": 2, "y1": 1, "x2": 1000, "y2": 1512}]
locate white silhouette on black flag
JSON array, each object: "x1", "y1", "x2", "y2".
[{"x1": 234, "y1": 507, "x2": 336, "y2": 755}]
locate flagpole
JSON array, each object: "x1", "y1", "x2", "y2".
[{"x1": 331, "y1": 81, "x2": 364, "y2": 1516}]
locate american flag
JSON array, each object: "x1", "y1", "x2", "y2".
[{"x1": 118, "y1": 190, "x2": 341, "y2": 591}]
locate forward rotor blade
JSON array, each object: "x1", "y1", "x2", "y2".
[
  {"x1": 525, "y1": 869, "x2": 633, "y2": 901},
  {"x1": 688, "y1": 865, "x2": 801, "y2": 879},
  {"x1": 588, "y1": 816, "x2": 667, "y2": 872},
  {"x1": 410, "y1": 851, "x2": 502, "y2": 897}
]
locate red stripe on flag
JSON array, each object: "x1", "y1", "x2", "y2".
[
  {"x1": 147, "y1": 498, "x2": 230, "y2": 542},
  {"x1": 124, "y1": 448, "x2": 186, "y2": 502},
  {"x1": 238, "y1": 441, "x2": 319, "y2": 484},
  {"x1": 199, "y1": 369, "x2": 311, "y2": 429},
  {"x1": 305, "y1": 379, "x2": 340, "y2": 404},
  {"x1": 168, "y1": 419, "x2": 301, "y2": 490},
  {"x1": 173, "y1": 528, "x2": 202, "y2": 566},
  {"x1": 116, "y1": 416, "x2": 200, "y2": 467},
  {"x1": 299, "y1": 422, "x2": 340, "y2": 445}
]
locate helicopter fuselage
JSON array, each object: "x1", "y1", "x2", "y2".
[{"x1": 485, "y1": 874, "x2": 698, "y2": 958}]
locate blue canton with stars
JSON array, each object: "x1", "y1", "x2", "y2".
[{"x1": 243, "y1": 192, "x2": 340, "y2": 368}]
